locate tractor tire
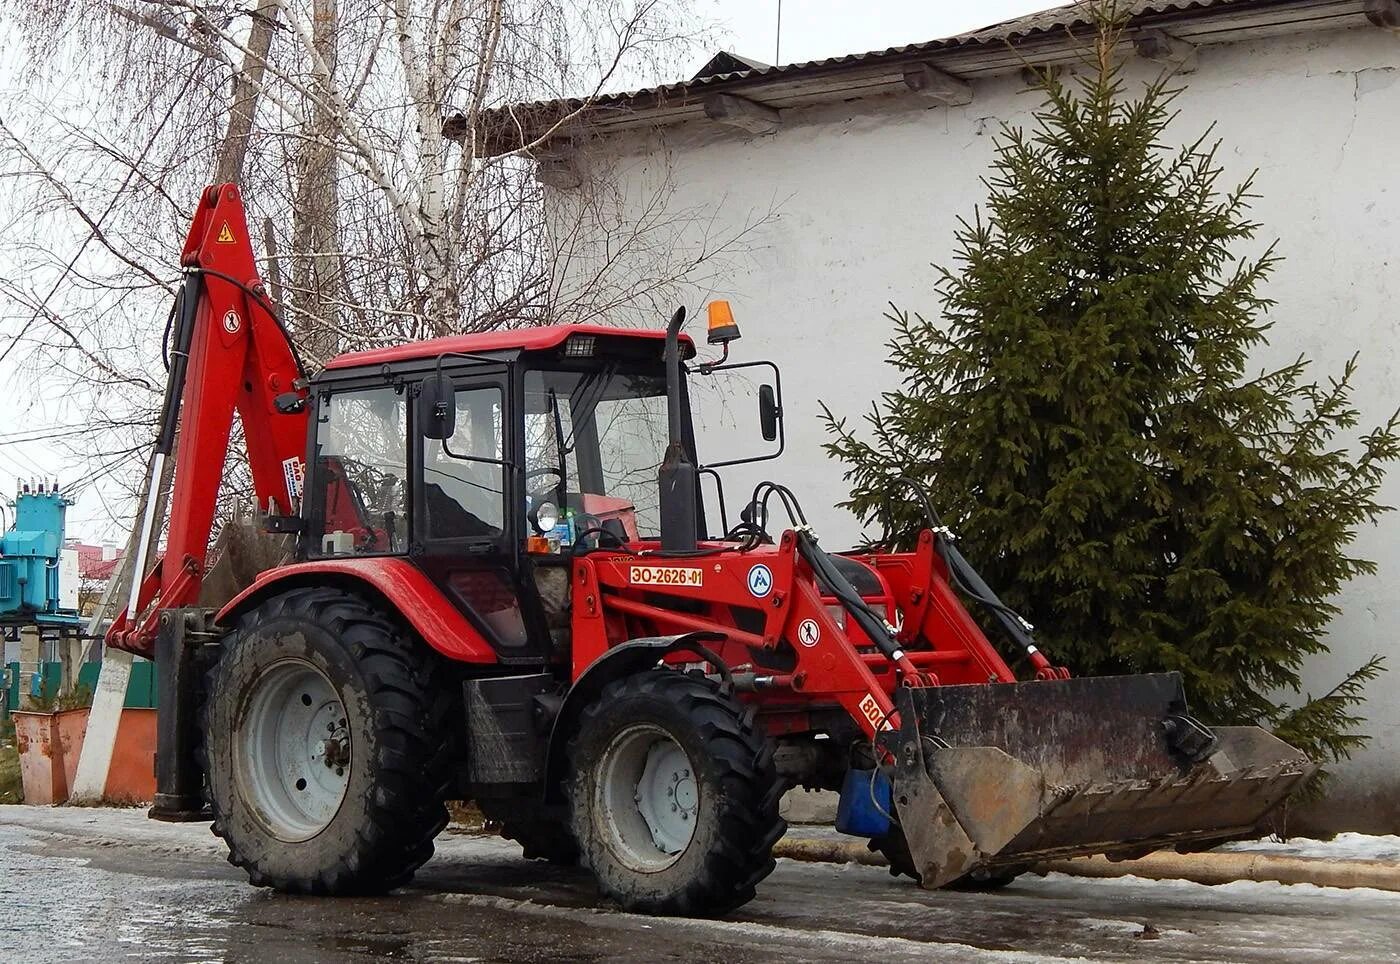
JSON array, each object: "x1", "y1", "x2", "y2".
[
  {"x1": 480, "y1": 800, "x2": 579, "y2": 865},
  {"x1": 568, "y1": 671, "x2": 785, "y2": 916},
  {"x1": 203, "y1": 587, "x2": 453, "y2": 895},
  {"x1": 868, "y1": 829, "x2": 1023, "y2": 890}
]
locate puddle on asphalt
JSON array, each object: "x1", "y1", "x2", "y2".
[
  {"x1": 9, "y1": 823, "x2": 1398, "y2": 964},
  {"x1": 0, "y1": 828, "x2": 722, "y2": 963}
]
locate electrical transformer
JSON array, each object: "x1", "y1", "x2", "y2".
[{"x1": 1, "y1": 484, "x2": 81, "y2": 626}]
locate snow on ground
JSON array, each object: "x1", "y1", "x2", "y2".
[{"x1": 1218, "y1": 832, "x2": 1400, "y2": 863}]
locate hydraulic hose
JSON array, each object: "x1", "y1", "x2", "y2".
[
  {"x1": 794, "y1": 528, "x2": 912, "y2": 672},
  {"x1": 191, "y1": 266, "x2": 308, "y2": 380},
  {"x1": 890, "y1": 475, "x2": 1054, "y2": 673}
]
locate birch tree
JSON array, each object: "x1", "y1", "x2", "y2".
[{"x1": 0, "y1": 1, "x2": 762, "y2": 534}]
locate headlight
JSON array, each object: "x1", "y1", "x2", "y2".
[{"x1": 563, "y1": 334, "x2": 596, "y2": 357}]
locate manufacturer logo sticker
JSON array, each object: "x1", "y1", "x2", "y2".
[
  {"x1": 746, "y1": 564, "x2": 773, "y2": 598},
  {"x1": 796, "y1": 619, "x2": 820, "y2": 647},
  {"x1": 222, "y1": 309, "x2": 241, "y2": 333}
]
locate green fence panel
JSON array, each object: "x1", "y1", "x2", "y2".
[
  {"x1": 75, "y1": 659, "x2": 157, "y2": 708},
  {"x1": 3, "y1": 661, "x2": 60, "y2": 711},
  {"x1": 3, "y1": 657, "x2": 156, "y2": 712}
]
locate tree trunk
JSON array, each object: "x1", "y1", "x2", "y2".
[
  {"x1": 215, "y1": 0, "x2": 280, "y2": 185},
  {"x1": 291, "y1": 0, "x2": 343, "y2": 362}
]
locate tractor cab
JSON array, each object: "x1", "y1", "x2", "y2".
[{"x1": 300, "y1": 312, "x2": 779, "y2": 660}]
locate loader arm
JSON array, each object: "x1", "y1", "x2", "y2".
[
  {"x1": 575, "y1": 522, "x2": 1313, "y2": 888},
  {"x1": 106, "y1": 184, "x2": 309, "y2": 658}
]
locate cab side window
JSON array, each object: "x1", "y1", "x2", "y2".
[
  {"x1": 423, "y1": 386, "x2": 506, "y2": 540},
  {"x1": 313, "y1": 387, "x2": 408, "y2": 556}
]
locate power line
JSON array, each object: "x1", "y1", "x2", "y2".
[
  {"x1": 0, "y1": 443, "x2": 49, "y2": 481},
  {"x1": 0, "y1": 66, "x2": 200, "y2": 370}
]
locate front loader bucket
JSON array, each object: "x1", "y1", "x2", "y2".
[{"x1": 887, "y1": 674, "x2": 1315, "y2": 888}]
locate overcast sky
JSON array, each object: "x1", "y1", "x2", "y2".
[
  {"x1": 2, "y1": 0, "x2": 1060, "y2": 545},
  {"x1": 706, "y1": 0, "x2": 1054, "y2": 66}
]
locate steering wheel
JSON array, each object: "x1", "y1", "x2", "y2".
[
  {"x1": 570, "y1": 512, "x2": 608, "y2": 549},
  {"x1": 525, "y1": 467, "x2": 564, "y2": 503}
]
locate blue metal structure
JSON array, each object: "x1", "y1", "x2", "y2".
[{"x1": 0, "y1": 484, "x2": 81, "y2": 628}]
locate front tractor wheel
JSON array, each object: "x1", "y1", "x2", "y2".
[
  {"x1": 568, "y1": 671, "x2": 785, "y2": 916},
  {"x1": 203, "y1": 587, "x2": 453, "y2": 895}
]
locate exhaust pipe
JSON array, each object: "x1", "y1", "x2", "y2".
[{"x1": 658, "y1": 306, "x2": 698, "y2": 552}]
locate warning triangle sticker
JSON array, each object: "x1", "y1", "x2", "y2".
[{"x1": 216, "y1": 221, "x2": 237, "y2": 243}]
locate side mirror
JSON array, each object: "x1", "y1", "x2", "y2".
[
  {"x1": 418, "y1": 372, "x2": 456, "y2": 440},
  {"x1": 758, "y1": 384, "x2": 779, "y2": 442}
]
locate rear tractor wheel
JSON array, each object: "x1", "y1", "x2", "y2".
[
  {"x1": 568, "y1": 671, "x2": 785, "y2": 916},
  {"x1": 203, "y1": 587, "x2": 453, "y2": 895}
]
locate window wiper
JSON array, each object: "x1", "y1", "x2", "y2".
[
  {"x1": 546, "y1": 387, "x2": 569, "y2": 503},
  {"x1": 563, "y1": 363, "x2": 617, "y2": 454}
]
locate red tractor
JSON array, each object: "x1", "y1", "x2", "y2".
[{"x1": 110, "y1": 185, "x2": 1312, "y2": 916}]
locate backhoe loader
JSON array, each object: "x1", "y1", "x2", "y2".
[{"x1": 110, "y1": 184, "x2": 1313, "y2": 915}]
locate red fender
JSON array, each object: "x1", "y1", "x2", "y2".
[{"x1": 216, "y1": 557, "x2": 498, "y2": 664}]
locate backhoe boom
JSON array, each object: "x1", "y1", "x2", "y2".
[{"x1": 106, "y1": 184, "x2": 308, "y2": 657}]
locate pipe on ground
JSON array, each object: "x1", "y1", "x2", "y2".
[{"x1": 770, "y1": 837, "x2": 1400, "y2": 893}]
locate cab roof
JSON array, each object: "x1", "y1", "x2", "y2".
[{"x1": 322, "y1": 322, "x2": 695, "y2": 371}]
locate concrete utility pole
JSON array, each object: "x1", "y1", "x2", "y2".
[
  {"x1": 71, "y1": 4, "x2": 283, "y2": 803},
  {"x1": 70, "y1": 450, "x2": 159, "y2": 799}
]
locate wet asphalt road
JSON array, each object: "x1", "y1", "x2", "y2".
[{"x1": 1, "y1": 807, "x2": 1398, "y2": 963}]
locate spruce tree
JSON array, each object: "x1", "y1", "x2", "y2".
[{"x1": 822, "y1": 18, "x2": 1395, "y2": 768}]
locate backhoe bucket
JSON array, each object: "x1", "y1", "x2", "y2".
[{"x1": 887, "y1": 674, "x2": 1314, "y2": 888}]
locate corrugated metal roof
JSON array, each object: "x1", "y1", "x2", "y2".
[
  {"x1": 965, "y1": 0, "x2": 1238, "y2": 41},
  {"x1": 469, "y1": 0, "x2": 1372, "y2": 154},
  {"x1": 692, "y1": 51, "x2": 773, "y2": 80}
]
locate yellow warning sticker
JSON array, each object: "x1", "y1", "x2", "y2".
[{"x1": 216, "y1": 221, "x2": 237, "y2": 243}]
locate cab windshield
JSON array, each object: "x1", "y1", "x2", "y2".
[{"x1": 524, "y1": 367, "x2": 670, "y2": 546}]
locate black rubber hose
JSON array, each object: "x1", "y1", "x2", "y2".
[
  {"x1": 889, "y1": 474, "x2": 1043, "y2": 659},
  {"x1": 940, "y1": 542, "x2": 1038, "y2": 652},
  {"x1": 795, "y1": 529, "x2": 903, "y2": 665},
  {"x1": 192, "y1": 266, "x2": 308, "y2": 380},
  {"x1": 160, "y1": 290, "x2": 181, "y2": 372}
]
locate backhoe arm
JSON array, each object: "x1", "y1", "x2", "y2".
[{"x1": 107, "y1": 184, "x2": 309, "y2": 657}]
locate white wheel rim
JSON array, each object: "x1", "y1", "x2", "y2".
[
  {"x1": 238, "y1": 659, "x2": 351, "y2": 842},
  {"x1": 596, "y1": 723, "x2": 699, "y2": 873}
]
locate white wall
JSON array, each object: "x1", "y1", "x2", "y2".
[{"x1": 557, "y1": 25, "x2": 1400, "y2": 831}]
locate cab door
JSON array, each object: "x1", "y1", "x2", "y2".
[{"x1": 411, "y1": 369, "x2": 551, "y2": 665}]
